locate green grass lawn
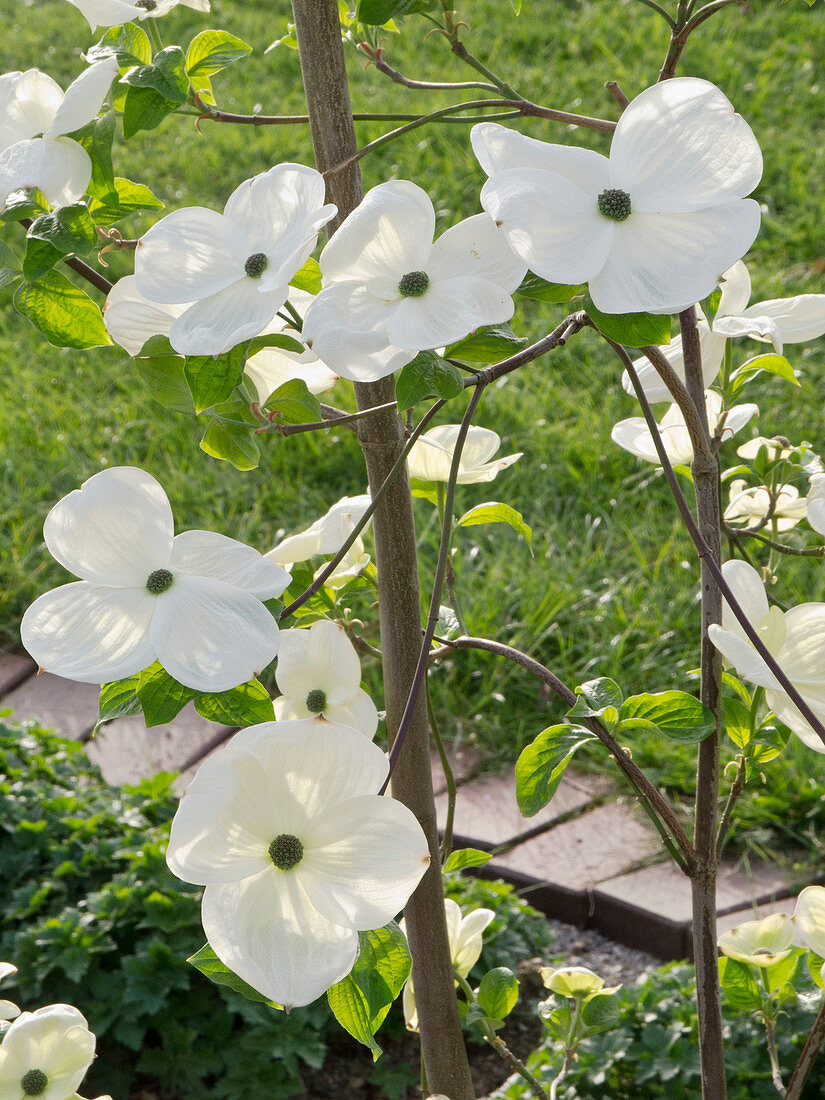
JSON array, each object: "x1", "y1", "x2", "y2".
[{"x1": 1, "y1": 0, "x2": 824, "y2": 859}]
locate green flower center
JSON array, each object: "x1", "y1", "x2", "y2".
[
  {"x1": 305, "y1": 689, "x2": 327, "y2": 714},
  {"x1": 268, "y1": 834, "x2": 304, "y2": 871},
  {"x1": 244, "y1": 252, "x2": 268, "y2": 278},
  {"x1": 398, "y1": 270, "x2": 430, "y2": 298},
  {"x1": 146, "y1": 568, "x2": 174, "y2": 595},
  {"x1": 597, "y1": 188, "x2": 632, "y2": 222},
  {"x1": 21, "y1": 1070, "x2": 48, "y2": 1097}
]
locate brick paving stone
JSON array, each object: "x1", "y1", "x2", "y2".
[
  {"x1": 429, "y1": 743, "x2": 482, "y2": 796},
  {"x1": 2, "y1": 672, "x2": 100, "y2": 740},
  {"x1": 0, "y1": 653, "x2": 36, "y2": 697},
  {"x1": 436, "y1": 767, "x2": 611, "y2": 848},
  {"x1": 85, "y1": 703, "x2": 234, "y2": 787},
  {"x1": 491, "y1": 800, "x2": 659, "y2": 890}
]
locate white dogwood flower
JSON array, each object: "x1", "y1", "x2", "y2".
[
  {"x1": 267, "y1": 494, "x2": 371, "y2": 565},
  {"x1": 166, "y1": 719, "x2": 430, "y2": 1009},
  {"x1": 0, "y1": 60, "x2": 118, "y2": 209},
  {"x1": 274, "y1": 620, "x2": 378, "y2": 737},
  {"x1": 21, "y1": 467, "x2": 289, "y2": 692},
  {"x1": 65, "y1": 0, "x2": 209, "y2": 32},
  {"x1": 611, "y1": 390, "x2": 757, "y2": 466},
  {"x1": 708, "y1": 560, "x2": 825, "y2": 754},
  {"x1": 806, "y1": 474, "x2": 825, "y2": 538},
  {"x1": 540, "y1": 966, "x2": 619, "y2": 999},
  {"x1": 624, "y1": 262, "x2": 825, "y2": 402},
  {"x1": 302, "y1": 180, "x2": 526, "y2": 382},
  {"x1": 407, "y1": 425, "x2": 522, "y2": 484},
  {"x1": 473, "y1": 79, "x2": 762, "y2": 315},
  {"x1": 401, "y1": 899, "x2": 494, "y2": 1031},
  {"x1": 794, "y1": 886, "x2": 825, "y2": 957},
  {"x1": 0, "y1": 1004, "x2": 95, "y2": 1100},
  {"x1": 718, "y1": 913, "x2": 796, "y2": 967},
  {"x1": 724, "y1": 480, "x2": 807, "y2": 532},
  {"x1": 135, "y1": 164, "x2": 336, "y2": 356},
  {"x1": 104, "y1": 278, "x2": 337, "y2": 397},
  {"x1": 0, "y1": 964, "x2": 19, "y2": 1023}
]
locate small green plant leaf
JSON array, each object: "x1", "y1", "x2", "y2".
[
  {"x1": 729, "y1": 353, "x2": 799, "y2": 393},
  {"x1": 327, "y1": 922, "x2": 411, "y2": 1059},
  {"x1": 22, "y1": 237, "x2": 62, "y2": 282},
  {"x1": 200, "y1": 417, "x2": 260, "y2": 470},
  {"x1": 619, "y1": 690, "x2": 713, "y2": 743},
  {"x1": 516, "y1": 273, "x2": 584, "y2": 303},
  {"x1": 581, "y1": 991, "x2": 621, "y2": 1033},
  {"x1": 568, "y1": 677, "x2": 623, "y2": 720},
  {"x1": 137, "y1": 663, "x2": 198, "y2": 727},
  {"x1": 477, "y1": 967, "x2": 519, "y2": 1021},
  {"x1": 718, "y1": 957, "x2": 762, "y2": 1012},
  {"x1": 444, "y1": 324, "x2": 526, "y2": 364},
  {"x1": 14, "y1": 271, "x2": 111, "y2": 349},
  {"x1": 195, "y1": 680, "x2": 275, "y2": 726},
  {"x1": 289, "y1": 256, "x2": 322, "y2": 295},
  {"x1": 72, "y1": 112, "x2": 117, "y2": 198},
  {"x1": 396, "y1": 350, "x2": 464, "y2": 410},
  {"x1": 443, "y1": 848, "x2": 492, "y2": 873},
  {"x1": 122, "y1": 46, "x2": 190, "y2": 103},
  {"x1": 27, "y1": 203, "x2": 98, "y2": 256},
  {"x1": 808, "y1": 952, "x2": 825, "y2": 990},
  {"x1": 187, "y1": 944, "x2": 281, "y2": 1007},
  {"x1": 122, "y1": 85, "x2": 180, "y2": 139},
  {"x1": 134, "y1": 353, "x2": 192, "y2": 414},
  {"x1": 263, "y1": 378, "x2": 323, "y2": 423},
  {"x1": 184, "y1": 346, "x2": 247, "y2": 412},
  {"x1": 584, "y1": 293, "x2": 671, "y2": 347},
  {"x1": 722, "y1": 696, "x2": 752, "y2": 749},
  {"x1": 516, "y1": 724, "x2": 593, "y2": 816},
  {"x1": 246, "y1": 332, "x2": 305, "y2": 357},
  {"x1": 96, "y1": 675, "x2": 143, "y2": 730},
  {"x1": 90, "y1": 23, "x2": 152, "y2": 67},
  {"x1": 89, "y1": 177, "x2": 163, "y2": 223},
  {"x1": 186, "y1": 30, "x2": 252, "y2": 78},
  {"x1": 456, "y1": 502, "x2": 532, "y2": 548}
]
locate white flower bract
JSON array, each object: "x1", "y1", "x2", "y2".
[
  {"x1": 718, "y1": 913, "x2": 796, "y2": 967},
  {"x1": 166, "y1": 719, "x2": 430, "y2": 1009},
  {"x1": 793, "y1": 886, "x2": 825, "y2": 957},
  {"x1": 65, "y1": 0, "x2": 210, "y2": 32},
  {"x1": 611, "y1": 390, "x2": 757, "y2": 466},
  {"x1": 407, "y1": 425, "x2": 522, "y2": 484},
  {"x1": 134, "y1": 164, "x2": 336, "y2": 356},
  {"x1": 267, "y1": 494, "x2": 372, "y2": 565},
  {"x1": 473, "y1": 79, "x2": 762, "y2": 315},
  {"x1": 302, "y1": 180, "x2": 527, "y2": 382},
  {"x1": 0, "y1": 61, "x2": 118, "y2": 209},
  {"x1": 723, "y1": 480, "x2": 807, "y2": 532},
  {"x1": 21, "y1": 466, "x2": 290, "y2": 692},
  {"x1": 708, "y1": 560, "x2": 825, "y2": 754},
  {"x1": 0, "y1": 1004, "x2": 95, "y2": 1100},
  {"x1": 274, "y1": 620, "x2": 378, "y2": 737}
]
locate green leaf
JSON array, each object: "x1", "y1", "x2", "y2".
[
  {"x1": 96, "y1": 675, "x2": 143, "y2": 730},
  {"x1": 395, "y1": 350, "x2": 464, "y2": 410},
  {"x1": 444, "y1": 324, "x2": 527, "y2": 364},
  {"x1": 729, "y1": 353, "x2": 799, "y2": 393},
  {"x1": 516, "y1": 724, "x2": 593, "y2": 817},
  {"x1": 185, "y1": 346, "x2": 247, "y2": 412},
  {"x1": 808, "y1": 952, "x2": 825, "y2": 990},
  {"x1": 700, "y1": 287, "x2": 723, "y2": 325},
  {"x1": 750, "y1": 723, "x2": 790, "y2": 764},
  {"x1": 122, "y1": 46, "x2": 190, "y2": 104},
  {"x1": 722, "y1": 671, "x2": 752, "y2": 707},
  {"x1": 619, "y1": 690, "x2": 713, "y2": 744},
  {"x1": 516, "y1": 272, "x2": 584, "y2": 304},
  {"x1": 568, "y1": 677, "x2": 623, "y2": 720},
  {"x1": 246, "y1": 332, "x2": 305, "y2": 357},
  {"x1": 356, "y1": 0, "x2": 437, "y2": 23},
  {"x1": 137, "y1": 663, "x2": 198, "y2": 727},
  {"x1": 718, "y1": 957, "x2": 762, "y2": 1012},
  {"x1": 27, "y1": 203, "x2": 97, "y2": 256},
  {"x1": 186, "y1": 29, "x2": 252, "y2": 78},
  {"x1": 327, "y1": 922, "x2": 411, "y2": 1058},
  {"x1": 122, "y1": 84, "x2": 179, "y2": 139},
  {"x1": 134, "y1": 353, "x2": 193, "y2": 413},
  {"x1": 1, "y1": 189, "x2": 48, "y2": 223},
  {"x1": 584, "y1": 293, "x2": 671, "y2": 347},
  {"x1": 200, "y1": 418, "x2": 260, "y2": 470},
  {"x1": 187, "y1": 944, "x2": 281, "y2": 1007},
  {"x1": 14, "y1": 271, "x2": 111, "y2": 349},
  {"x1": 89, "y1": 177, "x2": 164, "y2": 223},
  {"x1": 477, "y1": 967, "x2": 519, "y2": 1021},
  {"x1": 90, "y1": 23, "x2": 152, "y2": 67},
  {"x1": 722, "y1": 696, "x2": 752, "y2": 749},
  {"x1": 289, "y1": 256, "x2": 322, "y2": 295},
  {"x1": 22, "y1": 237, "x2": 62, "y2": 283},
  {"x1": 262, "y1": 378, "x2": 323, "y2": 423},
  {"x1": 72, "y1": 112, "x2": 116, "y2": 198},
  {"x1": 456, "y1": 502, "x2": 532, "y2": 548},
  {"x1": 581, "y1": 992, "x2": 621, "y2": 1032},
  {"x1": 195, "y1": 680, "x2": 276, "y2": 726},
  {"x1": 443, "y1": 847, "x2": 492, "y2": 873}
]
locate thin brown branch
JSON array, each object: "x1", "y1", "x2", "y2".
[
  {"x1": 604, "y1": 80, "x2": 630, "y2": 108},
  {"x1": 724, "y1": 523, "x2": 825, "y2": 558},
  {"x1": 371, "y1": 52, "x2": 499, "y2": 94},
  {"x1": 785, "y1": 996, "x2": 825, "y2": 1100},
  {"x1": 640, "y1": 342, "x2": 714, "y2": 467}
]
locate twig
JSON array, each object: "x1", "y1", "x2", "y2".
[
  {"x1": 279, "y1": 398, "x2": 446, "y2": 619},
  {"x1": 434, "y1": 634, "x2": 695, "y2": 870},
  {"x1": 785, "y1": 996, "x2": 825, "y2": 1100},
  {"x1": 639, "y1": 342, "x2": 714, "y2": 467},
  {"x1": 371, "y1": 52, "x2": 499, "y2": 94},
  {"x1": 549, "y1": 1050, "x2": 573, "y2": 1100},
  {"x1": 614, "y1": 344, "x2": 825, "y2": 749},
  {"x1": 716, "y1": 755, "x2": 746, "y2": 855},
  {"x1": 427, "y1": 682, "x2": 457, "y2": 863},
  {"x1": 634, "y1": 0, "x2": 678, "y2": 26},
  {"x1": 724, "y1": 523, "x2": 825, "y2": 558},
  {"x1": 604, "y1": 80, "x2": 630, "y2": 108},
  {"x1": 764, "y1": 1017, "x2": 786, "y2": 1097},
  {"x1": 259, "y1": 399, "x2": 398, "y2": 437}
]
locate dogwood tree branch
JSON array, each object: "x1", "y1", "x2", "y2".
[
  {"x1": 432, "y1": 633, "x2": 696, "y2": 870},
  {"x1": 639, "y1": 342, "x2": 714, "y2": 467},
  {"x1": 785, "y1": 997, "x2": 825, "y2": 1100},
  {"x1": 724, "y1": 523, "x2": 825, "y2": 558}
]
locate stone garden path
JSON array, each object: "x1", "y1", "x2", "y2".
[{"x1": 2, "y1": 652, "x2": 812, "y2": 960}]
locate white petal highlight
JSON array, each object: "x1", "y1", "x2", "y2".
[
  {"x1": 169, "y1": 531, "x2": 290, "y2": 599},
  {"x1": 471, "y1": 122, "x2": 610, "y2": 192},
  {"x1": 136, "y1": 207, "x2": 249, "y2": 304},
  {"x1": 169, "y1": 280, "x2": 285, "y2": 356},
  {"x1": 104, "y1": 276, "x2": 184, "y2": 356},
  {"x1": 47, "y1": 59, "x2": 118, "y2": 137},
  {"x1": 0, "y1": 137, "x2": 91, "y2": 208}
]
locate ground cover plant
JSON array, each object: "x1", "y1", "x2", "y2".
[{"x1": 3, "y1": 0, "x2": 825, "y2": 1098}]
